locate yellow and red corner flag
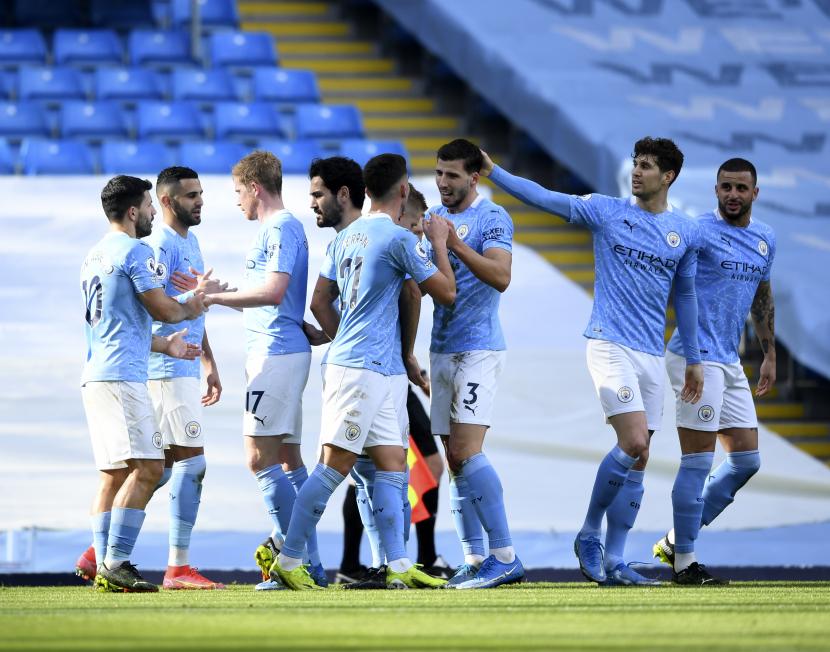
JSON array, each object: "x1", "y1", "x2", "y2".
[{"x1": 407, "y1": 436, "x2": 438, "y2": 523}]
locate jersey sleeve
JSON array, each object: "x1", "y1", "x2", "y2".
[
  {"x1": 676, "y1": 222, "x2": 700, "y2": 278},
  {"x1": 568, "y1": 194, "x2": 612, "y2": 231},
  {"x1": 150, "y1": 240, "x2": 173, "y2": 290},
  {"x1": 390, "y1": 231, "x2": 437, "y2": 284},
  {"x1": 762, "y1": 230, "x2": 775, "y2": 282},
  {"x1": 263, "y1": 222, "x2": 296, "y2": 275},
  {"x1": 481, "y1": 206, "x2": 513, "y2": 253},
  {"x1": 126, "y1": 241, "x2": 164, "y2": 294},
  {"x1": 320, "y1": 240, "x2": 337, "y2": 280}
]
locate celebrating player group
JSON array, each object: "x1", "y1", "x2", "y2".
[{"x1": 78, "y1": 135, "x2": 775, "y2": 592}]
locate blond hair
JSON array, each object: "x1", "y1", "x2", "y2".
[{"x1": 232, "y1": 150, "x2": 282, "y2": 196}]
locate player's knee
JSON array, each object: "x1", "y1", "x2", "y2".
[{"x1": 138, "y1": 461, "x2": 164, "y2": 487}]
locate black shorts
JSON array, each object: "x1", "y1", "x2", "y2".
[{"x1": 407, "y1": 386, "x2": 439, "y2": 456}]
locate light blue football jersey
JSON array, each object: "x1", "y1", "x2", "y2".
[
  {"x1": 569, "y1": 194, "x2": 700, "y2": 356},
  {"x1": 320, "y1": 213, "x2": 437, "y2": 374},
  {"x1": 421, "y1": 195, "x2": 513, "y2": 354},
  {"x1": 244, "y1": 210, "x2": 310, "y2": 356},
  {"x1": 143, "y1": 224, "x2": 205, "y2": 379},
  {"x1": 80, "y1": 231, "x2": 163, "y2": 384},
  {"x1": 667, "y1": 211, "x2": 775, "y2": 364}
]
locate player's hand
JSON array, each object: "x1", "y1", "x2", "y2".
[
  {"x1": 202, "y1": 367, "x2": 222, "y2": 406},
  {"x1": 681, "y1": 363, "x2": 704, "y2": 404},
  {"x1": 755, "y1": 355, "x2": 776, "y2": 397},
  {"x1": 423, "y1": 213, "x2": 450, "y2": 246},
  {"x1": 192, "y1": 266, "x2": 235, "y2": 295},
  {"x1": 165, "y1": 328, "x2": 202, "y2": 360},
  {"x1": 443, "y1": 217, "x2": 462, "y2": 250},
  {"x1": 303, "y1": 320, "x2": 330, "y2": 346},
  {"x1": 184, "y1": 290, "x2": 208, "y2": 318},
  {"x1": 405, "y1": 354, "x2": 429, "y2": 393},
  {"x1": 171, "y1": 270, "x2": 198, "y2": 293},
  {"x1": 479, "y1": 149, "x2": 495, "y2": 177}
]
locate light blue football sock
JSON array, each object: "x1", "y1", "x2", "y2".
[
  {"x1": 462, "y1": 453, "x2": 513, "y2": 549},
  {"x1": 286, "y1": 466, "x2": 322, "y2": 566},
  {"x1": 168, "y1": 454, "x2": 206, "y2": 562},
  {"x1": 154, "y1": 467, "x2": 172, "y2": 493},
  {"x1": 255, "y1": 464, "x2": 296, "y2": 539},
  {"x1": 352, "y1": 457, "x2": 383, "y2": 566},
  {"x1": 581, "y1": 445, "x2": 637, "y2": 537},
  {"x1": 672, "y1": 452, "x2": 714, "y2": 554},
  {"x1": 91, "y1": 511, "x2": 111, "y2": 565},
  {"x1": 604, "y1": 469, "x2": 644, "y2": 570},
  {"x1": 104, "y1": 507, "x2": 145, "y2": 567},
  {"x1": 449, "y1": 471, "x2": 485, "y2": 559},
  {"x1": 701, "y1": 450, "x2": 760, "y2": 527},
  {"x1": 402, "y1": 466, "x2": 412, "y2": 546},
  {"x1": 373, "y1": 471, "x2": 408, "y2": 563},
  {"x1": 282, "y1": 464, "x2": 344, "y2": 560}
]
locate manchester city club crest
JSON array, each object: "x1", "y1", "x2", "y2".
[
  {"x1": 617, "y1": 386, "x2": 634, "y2": 403},
  {"x1": 345, "y1": 423, "x2": 361, "y2": 441},
  {"x1": 698, "y1": 405, "x2": 715, "y2": 422},
  {"x1": 666, "y1": 231, "x2": 681, "y2": 248},
  {"x1": 758, "y1": 240, "x2": 769, "y2": 256},
  {"x1": 456, "y1": 224, "x2": 469, "y2": 240},
  {"x1": 152, "y1": 432, "x2": 163, "y2": 448},
  {"x1": 185, "y1": 421, "x2": 201, "y2": 438}
]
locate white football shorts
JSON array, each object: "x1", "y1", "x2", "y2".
[
  {"x1": 390, "y1": 373, "x2": 410, "y2": 448},
  {"x1": 148, "y1": 376, "x2": 204, "y2": 448},
  {"x1": 243, "y1": 352, "x2": 311, "y2": 443}
]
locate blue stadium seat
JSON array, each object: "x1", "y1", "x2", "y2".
[
  {"x1": 60, "y1": 101, "x2": 128, "y2": 140},
  {"x1": 100, "y1": 140, "x2": 173, "y2": 174},
  {"x1": 214, "y1": 102, "x2": 285, "y2": 142},
  {"x1": 179, "y1": 140, "x2": 247, "y2": 174},
  {"x1": 129, "y1": 30, "x2": 194, "y2": 69},
  {"x1": 18, "y1": 67, "x2": 86, "y2": 103},
  {"x1": 0, "y1": 101, "x2": 50, "y2": 139},
  {"x1": 0, "y1": 139, "x2": 15, "y2": 174},
  {"x1": 137, "y1": 101, "x2": 206, "y2": 141},
  {"x1": 172, "y1": 0, "x2": 239, "y2": 29},
  {"x1": 0, "y1": 72, "x2": 13, "y2": 100},
  {"x1": 90, "y1": 0, "x2": 155, "y2": 29},
  {"x1": 258, "y1": 139, "x2": 323, "y2": 175},
  {"x1": 53, "y1": 29, "x2": 123, "y2": 67},
  {"x1": 20, "y1": 138, "x2": 95, "y2": 175},
  {"x1": 295, "y1": 104, "x2": 364, "y2": 141},
  {"x1": 14, "y1": 0, "x2": 84, "y2": 28},
  {"x1": 252, "y1": 68, "x2": 319, "y2": 104},
  {"x1": 0, "y1": 29, "x2": 48, "y2": 66},
  {"x1": 172, "y1": 68, "x2": 237, "y2": 103},
  {"x1": 95, "y1": 67, "x2": 163, "y2": 103},
  {"x1": 338, "y1": 139, "x2": 408, "y2": 168},
  {"x1": 210, "y1": 31, "x2": 276, "y2": 69}
]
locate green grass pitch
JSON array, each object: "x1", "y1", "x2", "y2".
[{"x1": 1, "y1": 582, "x2": 829, "y2": 651}]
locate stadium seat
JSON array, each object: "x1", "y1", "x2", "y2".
[
  {"x1": 60, "y1": 101, "x2": 128, "y2": 140},
  {"x1": 95, "y1": 67, "x2": 163, "y2": 103},
  {"x1": 0, "y1": 29, "x2": 48, "y2": 66},
  {"x1": 129, "y1": 30, "x2": 194, "y2": 69},
  {"x1": 53, "y1": 29, "x2": 123, "y2": 67},
  {"x1": 209, "y1": 31, "x2": 276, "y2": 69},
  {"x1": 18, "y1": 67, "x2": 86, "y2": 103},
  {"x1": 252, "y1": 68, "x2": 319, "y2": 104},
  {"x1": 100, "y1": 140, "x2": 173, "y2": 174},
  {"x1": 136, "y1": 101, "x2": 206, "y2": 141},
  {"x1": 20, "y1": 138, "x2": 95, "y2": 175},
  {"x1": 214, "y1": 102, "x2": 285, "y2": 142},
  {"x1": 0, "y1": 72, "x2": 13, "y2": 100},
  {"x1": 172, "y1": 0, "x2": 239, "y2": 29},
  {"x1": 0, "y1": 139, "x2": 15, "y2": 174},
  {"x1": 338, "y1": 139, "x2": 408, "y2": 168},
  {"x1": 0, "y1": 101, "x2": 50, "y2": 139},
  {"x1": 257, "y1": 139, "x2": 323, "y2": 175},
  {"x1": 90, "y1": 0, "x2": 155, "y2": 29},
  {"x1": 14, "y1": 0, "x2": 84, "y2": 28},
  {"x1": 171, "y1": 68, "x2": 237, "y2": 103},
  {"x1": 294, "y1": 104, "x2": 364, "y2": 141},
  {"x1": 179, "y1": 140, "x2": 247, "y2": 174}
]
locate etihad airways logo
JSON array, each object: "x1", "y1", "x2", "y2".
[
  {"x1": 613, "y1": 244, "x2": 678, "y2": 271},
  {"x1": 720, "y1": 260, "x2": 767, "y2": 275}
]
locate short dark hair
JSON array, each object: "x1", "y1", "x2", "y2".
[
  {"x1": 309, "y1": 156, "x2": 365, "y2": 209},
  {"x1": 101, "y1": 175, "x2": 152, "y2": 222},
  {"x1": 632, "y1": 137, "x2": 684, "y2": 186},
  {"x1": 717, "y1": 158, "x2": 757, "y2": 186},
  {"x1": 437, "y1": 138, "x2": 482, "y2": 174},
  {"x1": 407, "y1": 183, "x2": 427, "y2": 213},
  {"x1": 157, "y1": 166, "x2": 199, "y2": 192},
  {"x1": 363, "y1": 153, "x2": 408, "y2": 199}
]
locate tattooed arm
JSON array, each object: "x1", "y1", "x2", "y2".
[{"x1": 750, "y1": 280, "x2": 776, "y2": 397}]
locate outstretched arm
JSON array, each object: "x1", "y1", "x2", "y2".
[
  {"x1": 206, "y1": 272, "x2": 289, "y2": 309},
  {"x1": 750, "y1": 280, "x2": 776, "y2": 397},
  {"x1": 674, "y1": 274, "x2": 703, "y2": 404}
]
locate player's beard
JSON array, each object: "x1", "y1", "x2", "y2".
[
  {"x1": 172, "y1": 198, "x2": 201, "y2": 228},
  {"x1": 718, "y1": 199, "x2": 750, "y2": 222},
  {"x1": 440, "y1": 186, "x2": 468, "y2": 210},
  {"x1": 135, "y1": 214, "x2": 153, "y2": 238},
  {"x1": 316, "y1": 203, "x2": 342, "y2": 229}
]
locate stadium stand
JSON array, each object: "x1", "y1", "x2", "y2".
[
  {"x1": 171, "y1": 0, "x2": 239, "y2": 30},
  {"x1": 338, "y1": 138, "x2": 407, "y2": 167},
  {"x1": 179, "y1": 139, "x2": 247, "y2": 173},
  {"x1": 17, "y1": 66, "x2": 86, "y2": 104},
  {"x1": 136, "y1": 100, "x2": 206, "y2": 141},
  {"x1": 251, "y1": 67, "x2": 319, "y2": 105},
  {"x1": 52, "y1": 29, "x2": 123, "y2": 67},
  {"x1": 60, "y1": 100, "x2": 129, "y2": 141},
  {"x1": 94, "y1": 67, "x2": 164, "y2": 103},
  {"x1": 294, "y1": 103, "x2": 363, "y2": 141},
  {"x1": 100, "y1": 139, "x2": 173, "y2": 174},
  {"x1": 0, "y1": 101, "x2": 49, "y2": 139},
  {"x1": 0, "y1": 28, "x2": 48, "y2": 66},
  {"x1": 88, "y1": 0, "x2": 156, "y2": 30},
  {"x1": 214, "y1": 100, "x2": 285, "y2": 142},
  {"x1": 20, "y1": 138, "x2": 94, "y2": 174},
  {"x1": 208, "y1": 30, "x2": 277, "y2": 68},
  {"x1": 0, "y1": 137, "x2": 13, "y2": 172},
  {"x1": 128, "y1": 29, "x2": 194, "y2": 68},
  {"x1": 257, "y1": 138, "x2": 324, "y2": 174},
  {"x1": 172, "y1": 68, "x2": 238, "y2": 103}
]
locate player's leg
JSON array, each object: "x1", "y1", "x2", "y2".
[
  {"x1": 78, "y1": 468, "x2": 128, "y2": 580},
  {"x1": 351, "y1": 456, "x2": 384, "y2": 568},
  {"x1": 336, "y1": 480, "x2": 367, "y2": 583}
]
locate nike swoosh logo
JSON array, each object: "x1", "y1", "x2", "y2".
[{"x1": 476, "y1": 565, "x2": 520, "y2": 587}]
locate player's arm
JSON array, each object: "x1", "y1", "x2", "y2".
[
  {"x1": 310, "y1": 276, "x2": 341, "y2": 340},
  {"x1": 170, "y1": 266, "x2": 235, "y2": 296},
  {"x1": 480, "y1": 150, "x2": 573, "y2": 221},
  {"x1": 138, "y1": 287, "x2": 206, "y2": 323},
  {"x1": 205, "y1": 272, "x2": 289, "y2": 309},
  {"x1": 151, "y1": 328, "x2": 201, "y2": 360},
  {"x1": 399, "y1": 279, "x2": 428, "y2": 392},
  {"x1": 750, "y1": 280, "x2": 776, "y2": 396},
  {"x1": 442, "y1": 220, "x2": 512, "y2": 292},
  {"x1": 420, "y1": 214, "x2": 456, "y2": 305},
  {"x1": 673, "y1": 274, "x2": 704, "y2": 404},
  {"x1": 201, "y1": 329, "x2": 222, "y2": 406}
]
